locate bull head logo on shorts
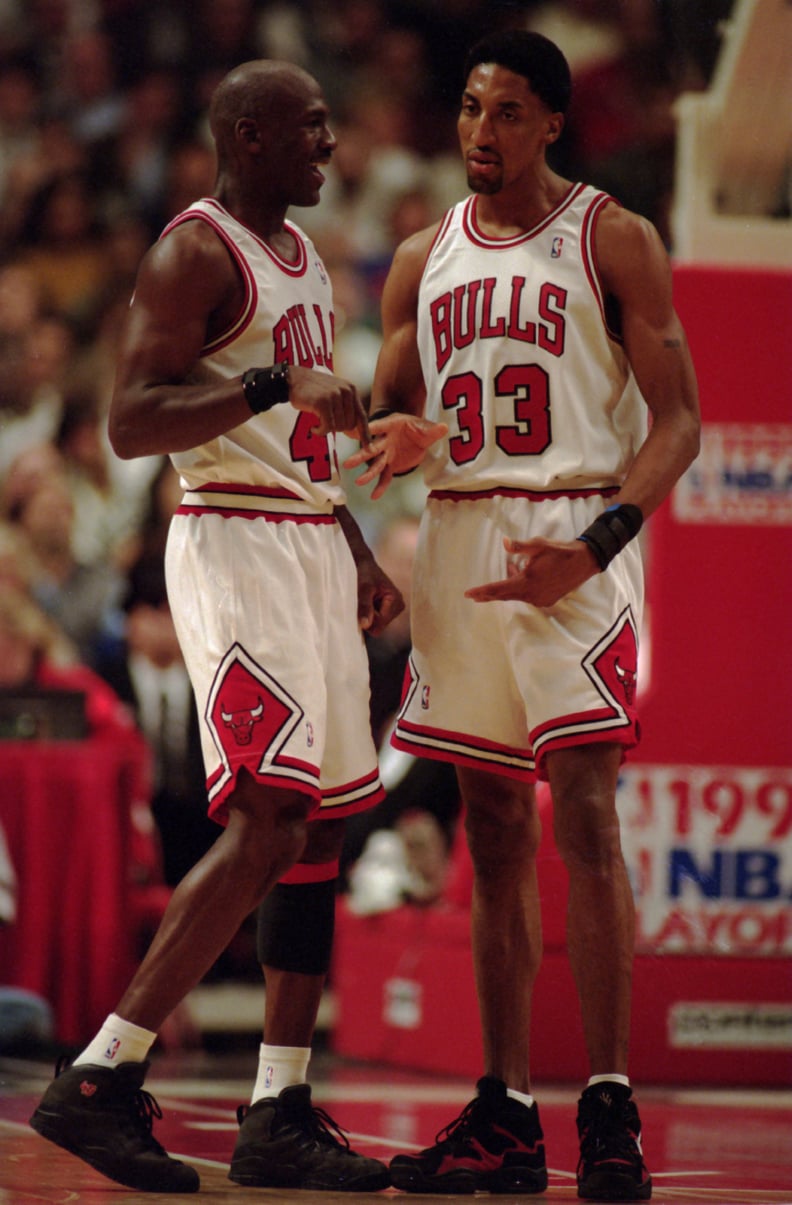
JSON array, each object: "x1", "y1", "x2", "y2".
[
  {"x1": 613, "y1": 658, "x2": 637, "y2": 706},
  {"x1": 220, "y1": 696, "x2": 265, "y2": 745}
]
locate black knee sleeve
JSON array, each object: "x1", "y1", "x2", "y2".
[{"x1": 256, "y1": 878, "x2": 337, "y2": 976}]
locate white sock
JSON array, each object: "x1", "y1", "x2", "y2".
[
  {"x1": 506, "y1": 1086, "x2": 535, "y2": 1109},
  {"x1": 72, "y1": 1013, "x2": 156, "y2": 1068},
  {"x1": 587, "y1": 1073, "x2": 630, "y2": 1089},
  {"x1": 252, "y1": 1044, "x2": 311, "y2": 1103}
]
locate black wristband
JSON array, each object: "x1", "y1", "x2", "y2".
[
  {"x1": 577, "y1": 503, "x2": 644, "y2": 571},
  {"x1": 242, "y1": 363, "x2": 290, "y2": 414},
  {"x1": 368, "y1": 407, "x2": 394, "y2": 421}
]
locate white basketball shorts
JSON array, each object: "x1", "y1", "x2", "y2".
[
  {"x1": 165, "y1": 499, "x2": 383, "y2": 824},
  {"x1": 393, "y1": 490, "x2": 644, "y2": 782}
]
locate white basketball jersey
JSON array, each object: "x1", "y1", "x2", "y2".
[
  {"x1": 162, "y1": 198, "x2": 345, "y2": 510},
  {"x1": 416, "y1": 184, "x2": 647, "y2": 495}
]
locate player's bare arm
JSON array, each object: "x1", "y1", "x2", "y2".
[
  {"x1": 109, "y1": 222, "x2": 368, "y2": 460},
  {"x1": 334, "y1": 505, "x2": 405, "y2": 636},
  {"x1": 595, "y1": 203, "x2": 700, "y2": 518},
  {"x1": 344, "y1": 225, "x2": 448, "y2": 497}
]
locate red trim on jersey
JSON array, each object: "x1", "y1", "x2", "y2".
[
  {"x1": 425, "y1": 207, "x2": 456, "y2": 262},
  {"x1": 175, "y1": 504, "x2": 336, "y2": 524},
  {"x1": 200, "y1": 198, "x2": 309, "y2": 277},
  {"x1": 428, "y1": 485, "x2": 620, "y2": 503},
  {"x1": 160, "y1": 209, "x2": 258, "y2": 354},
  {"x1": 581, "y1": 192, "x2": 624, "y2": 344},
  {"x1": 462, "y1": 182, "x2": 587, "y2": 248},
  {"x1": 192, "y1": 482, "x2": 303, "y2": 499}
]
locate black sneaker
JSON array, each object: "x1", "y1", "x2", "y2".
[
  {"x1": 389, "y1": 1075, "x2": 547, "y2": 1194},
  {"x1": 576, "y1": 1082, "x2": 652, "y2": 1200},
  {"x1": 228, "y1": 1082, "x2": 390, "y2": 1190},
  {"x1": 29, "y1": 1058, "x2": 199, "y2": 1193}
]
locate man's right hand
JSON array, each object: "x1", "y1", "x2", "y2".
[
  {"x1": 343, "y1": 413, "x2": 448, "y2": 499},
  {"x1": 288, "y1": 366, "x2": 370, "y2": 443}
]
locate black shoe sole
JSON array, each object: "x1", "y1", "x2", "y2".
[
  {"x1": 229, "y1": 1158, "x2": 391, "y2": 1192},
  {"x1": 390, "y1": 1162, "x2": 548, "y2": 1195},
  {"x1": 30, "y1": 1108, "x2": 200, "y2": 1194},
  {"x1": 578, "y1": 1171, "x2": 652, "y2": 1200}
]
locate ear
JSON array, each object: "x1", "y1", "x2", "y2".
[
  {"x1": 236, "y1": 117, "x2": 262, "y2": 151},
  {"x1": 545, "y1": 112, "x2": 564, "y2": 146}
]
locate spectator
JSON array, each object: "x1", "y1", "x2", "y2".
[
  {"x1": 54, "y1": 390, "x2": 132, "y2": 568},
  {"x1": 87, "y1": 66, "x2": 188, "y2": 237},
  {"x1": 6, "y1": 459, "x2": 124, "y2": 667},
  {"x1": 0, "y1": 55, "x2": 42, "y2": 209},
  {"x1": 10, "y1": 168, "x2": 113, "y2": 330},
  {"x1": 0, "y1": 582, "x2": 132, "y2": 742},
  {"x1": 0, "y1": 311, "x2": 74, "y2": 479},
  {"x1": 94, "y1": 551, "x2": 219, "y2": 888}
]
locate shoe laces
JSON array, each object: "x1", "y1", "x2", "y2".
[
  {"x1": 305, "y1": 1103, "x2": 352, "y2": 1152},
  {"x1": 433, "y1": 1095, "x2": 485, "y2": 1150},
  {"x1": 117, "y1": 1084, "x2": 168, "y2": 1152},
  {"x1": 578, "y1": 1100, "x2": 640, "y2": 1165}
]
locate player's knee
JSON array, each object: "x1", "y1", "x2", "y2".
[
  {"x1": 553, "y1": 790, "x2": 622, "y2": 873},
  {"x1": 463, "y1": 781, "x2": 540, "y2": 875},
  {"x1": 224, "y1": 789, "x2": 314, "y2": 879}
]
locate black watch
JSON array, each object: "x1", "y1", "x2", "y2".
[{"x1": 242, "y1": 363, "x2": 291, "y2": 414}]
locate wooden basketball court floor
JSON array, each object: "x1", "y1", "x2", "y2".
[{"x1": 1, "y1": 1048, "x2": 791, "y2": 1204}]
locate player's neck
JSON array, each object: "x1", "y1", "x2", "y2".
[
  {"x1": 473, "y1": 169, "x2": 571, "y2": 239},
  {"x1": 214, "y1": 178, "x2": 290, "y2": 243}
]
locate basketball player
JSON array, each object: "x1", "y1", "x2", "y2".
[
  {"x1": 346, "y1": 31, "x2": 700, "y2": 1200},
  {"x1": 29, "y1": 61, "x2": 399, "y2": 1194}
]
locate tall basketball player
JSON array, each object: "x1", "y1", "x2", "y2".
[{"x1": 347, "y1": 30, "x2": 700, "y2": 1201}]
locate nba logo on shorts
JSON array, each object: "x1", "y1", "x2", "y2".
[
  {"x1": 421, "y1": 685, "x2": 431, "y2": 710},
  {"x1": 104, "y1": 1037, "x2": 121, "y2": 1061},
  {"x1": 306, "y1": 721, "x2": 315, "y2": 747},
  {"x1": 551, "y1": 236, "x2": 564, "y2": 258}
]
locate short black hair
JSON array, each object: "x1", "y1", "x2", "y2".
[{"x1": 464, "y1": 30, "x2": 572, "y2": 115}]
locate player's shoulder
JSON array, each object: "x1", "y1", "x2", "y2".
[
  {"x1": 594, "y1": 198, "x2": 665, "y2": 258},
  {"x1": 593, "y1": 198, "x2": 670, "y2": 291},
  {"x1": 149, "y1": 209, "x2": 235, "y2": 274},
  {"x1": 392, "y1": 219, "x2": 444, "y2": 277},
  {"x1": 134, "y1": 210, "x2": 238, "y2": 309}
]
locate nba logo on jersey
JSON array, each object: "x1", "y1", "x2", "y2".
[
  {"x1": 421, "y1": 685, "x2": 431, "y2": 710},
  {"x1": 314, "y1": 257, "x2": 327, "y2": 284},
  {"x1": 104, "y1": 1037, "x2": 121, "y2": 1061},
  {"x1": 551, "y1": 236, "x2": 564, "y2": 258}
]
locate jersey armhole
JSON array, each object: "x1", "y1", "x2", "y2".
[
  {"x1": 581, "y1": 192, "x2": 624, "y2": 344},
  {"x1": 161, "y1": 209, "x2": 258, "y2": 355}
]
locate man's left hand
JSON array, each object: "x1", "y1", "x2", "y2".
[{"x1": 465, "y1": 537, "x2": 599, "y2": 609}]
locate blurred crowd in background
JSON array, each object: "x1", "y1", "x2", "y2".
[{"x1": 0, "y1": 0, "x2": 733, "y2": 936}]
